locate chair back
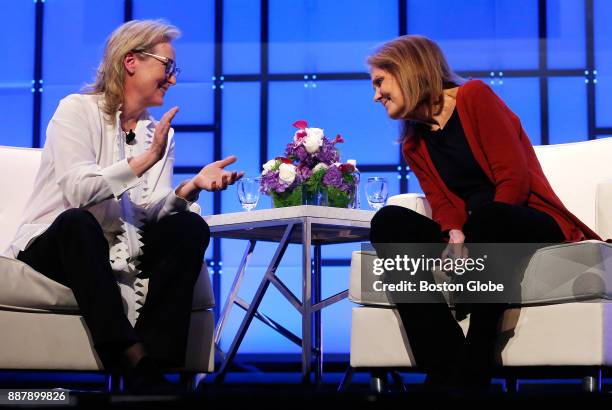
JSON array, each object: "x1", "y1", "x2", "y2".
[
  {"x1": 534, "y1": 137, "x2": 612, "y2": 234},
  {"x1": 0, "y1": 146, "x2": 42, "y2": 252}
]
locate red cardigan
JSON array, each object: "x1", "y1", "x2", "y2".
[{"x1": 402, "y1": 79, "x2": 600, "y2": 242}]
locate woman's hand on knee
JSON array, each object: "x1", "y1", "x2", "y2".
[
  {"x1": 448, "y1": 229, "x2": 465, "y2": 245},
  {"x1": 441, "y1": 229, "x2": 468, "y2": 263}
]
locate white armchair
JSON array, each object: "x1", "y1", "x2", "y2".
[
  {"x1": 347, "y1": 137, "x2": 612, "y2": 392},
  {"x1": 0, "y1": 145, "x2": 215, "y2": 389}
]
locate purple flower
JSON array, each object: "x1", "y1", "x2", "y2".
[
  {"x1": 260, "y1": 169, "x2": 302, "y2": 194},
  {"x1": 284, "y1": 142, "x2": 308, "y2": 163},
  {"x1": 294, "y1": 145, "x2": 309, "y2": 162},
  {"x1": 315, "y1": 138, "x2": 340, "y2": 165},
  {"x1": 322, "y1": 165, "x2": 352, "y2": 193},
  {"x1": 297, "y1": 165, "x2": 313, "y2": 181},
  {"x1": 322, "y1": 166, "x2": 343, "y2": 188}
]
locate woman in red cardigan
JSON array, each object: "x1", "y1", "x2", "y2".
[{"x1": 367, "y1": 35, "x2": 600, "y2": 392}]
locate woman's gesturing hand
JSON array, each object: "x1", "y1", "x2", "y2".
[
  {"x1": 192, "y1": 155, "x2": 244, "y2": 191},
  {"x1": 174, "y1": 156, "x2": 244, "y2": 202},
  {"x1": 151, "y1": 106, "x2": 179, "y2": 159}
]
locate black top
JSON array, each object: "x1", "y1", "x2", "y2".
[{"x1": 418, "y1": 108, "x2": 495, "y2": 214}]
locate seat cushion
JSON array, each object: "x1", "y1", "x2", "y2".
[
  {"x1": 0, "y1": 256, "x2": 77, "y2": 312},
  {"x1": 0, "y1": 256, "x2": 214, "y2": 312},
  {"x1": 0, "y1": 308, "x2": 215, "y2": 371},
  {"x1": 350, "y1": 240, "x2": 612, "y2": 307},
  {"x1": 350, "y1": 303, "x2": 612, "y2": 368},
  {"x1": 350, "y1": 306, "x2": 469, "y2": 368}
]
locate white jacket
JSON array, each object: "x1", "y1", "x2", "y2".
[{"x1": 6, "y1": 93, "x2": 196, "y2": 324}]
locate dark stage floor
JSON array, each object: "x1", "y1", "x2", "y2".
[{"x1": 1, "y1": 370, "x2": 612, "y2": 409}]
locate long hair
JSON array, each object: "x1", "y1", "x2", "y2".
[
  {"x1": 84, "y1": 19, "x2": 180, "y2": 122},
  {"x1": 367, "y1": 35, "x2": 464, "y2": 144}
]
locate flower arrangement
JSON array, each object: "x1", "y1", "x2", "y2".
[{"x1": 260, "y1": 120, "x2": 358, "y2": 208}]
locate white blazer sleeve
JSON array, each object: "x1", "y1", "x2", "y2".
[{"x1": 48, "y1": 95, "x2": 141, "y2": 209}]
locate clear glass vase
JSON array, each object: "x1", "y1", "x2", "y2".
[{"x1": 302, "y1": 186, "x2": 328, "y2": 206}]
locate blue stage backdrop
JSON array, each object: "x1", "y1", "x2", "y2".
[{"x1": 1, "y1": 0, "x2": 611, "y2": 356}]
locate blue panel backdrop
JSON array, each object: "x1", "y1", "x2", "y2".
[
  {"x1": 0, "y1": 1, "x2": 34, "y2": 147},
  {"x1": 269, "y1": 0, "x2": 398, "y2": 73},
  {"x1": 594, "y1": 0, "x2": 612, "y2": 127},
  {"x1": 547, "y1": 0, "x2": 585, "y2": 69},
  {"x1": 407, "y1": 0, "x2": 539, "y2": 71},
  {"x1": 268, "y1": 80, "x2": 399, "y2": 165},
  {"x1": 221, "y1": 82, "x2": 261, "y2": 179},
  {"x1": 174, "y1": 132, "x2": 214, "y2": 167},
  {"x1": 0, "y1": 88, "x2": 33, "y2": 148},
  {"x1": 223, "y1": 0, "x2": 261, "y2": 74},
  {"x1": 548, "y1": 77, "x2": 588, "y2": 144},
  {"x1": 1, "y1": 2, "x2": 35, "y2": 84},
  {"x1": 0, "y1": 0, "x2": 34, "y2": 147},
  {"x1": 43, "y1": 0, "x2": 123, "y2": 86}
]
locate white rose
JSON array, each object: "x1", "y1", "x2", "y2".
[
  {"x1": 262, "y1": 159, "x2": 277, "y2": 175},
  {"x1": 312, "y1": 163, "x2": 329, "y2": 173},
  {"x1": 278, "y1": 163, "x2": 297, "y2": 184},
  {"x1": 303, "y1": 128, "x2": 324, "y2": 153}
]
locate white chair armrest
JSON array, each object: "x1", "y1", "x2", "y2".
[
  {"x1": 596, "y1": 180, "x2": 612, "y2": 240},
  {"x1": 387, "y1": 193, "x2": 432, "y2": 218}
]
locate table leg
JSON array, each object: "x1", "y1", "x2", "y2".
[
  {"x1": 301, "y1": 220, "x2": 312, "y2": 383},
  {"x1": 313, "y1": 244, "x2": 322, "y2": 384},
  {"x1": 216, "y1": 225, "x2": 294, "y2": 382},
  {"x1": 214, "y1": 240, "x2": 257, "y2": 346}
]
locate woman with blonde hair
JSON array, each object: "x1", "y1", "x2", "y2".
[
  {"x1": 7, "y1": 20, "x2": 242, "y2": 392},
  {"x1": 367, "y1": 35, "x2": 599, "y2": 391}
]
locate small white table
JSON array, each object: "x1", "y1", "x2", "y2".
[{"x1": 204, "y1": 205, "x2": 374, "y2": 383}]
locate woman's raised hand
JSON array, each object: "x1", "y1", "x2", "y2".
[
  {"x1": 151, "y1": 106, "x2": 179, "y2": 159},
  {"x1": 128, "y1": 107, "x2": 179, "y2": 178}
]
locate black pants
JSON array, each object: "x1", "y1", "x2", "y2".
[
  {"x1": 17, "y1": 208, "x2": 210, "y2": 370},
  {"x1": 369, "y1": 201, "x2": 565, "y2": 389}
]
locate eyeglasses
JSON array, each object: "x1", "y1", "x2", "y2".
[{"x1": 134, "y1": 50, "x2": 181, "y2": 78}]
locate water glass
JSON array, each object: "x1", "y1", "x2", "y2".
[
  {"x1": 237, "y1": 177, "x2": 260, "y2": 211},
  {"x1": 365, "y1": 177, "x2": 388, "y2": 210}
]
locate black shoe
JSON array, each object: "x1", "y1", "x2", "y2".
[{"x1": 124, "y1": 356, "x2": 184, "y2": 395}]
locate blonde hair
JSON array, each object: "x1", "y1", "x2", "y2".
[
  {"x1": 85, "y1": 19, "x2": 181, "y2": 121},
  {"x1": 367, "y1": 35, "x2": 463, "y2": 142}
]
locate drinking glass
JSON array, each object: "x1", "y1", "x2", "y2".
[
  {"x1": 237, "y1": 177, "x2": 260, "y2": 211},
  {"x1": 365, "y1": 177, "x2": 388, "y2": 210}
]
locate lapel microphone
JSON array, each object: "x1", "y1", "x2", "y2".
[{"x1": 125, "y1": 129, "x2": 136, "y2": 144}]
